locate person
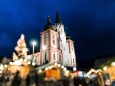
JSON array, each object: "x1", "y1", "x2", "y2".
[
  {"x1": 11, "y1": 71, "x2": 21, "y2": 86},
  {"x1": 0, "y1": 74, "x2": 4, "y2": 86},
  {"x1": 73, "y1": 76, "x2": 82, "y2": 86},
  {"x1": 63, "y1": 76, "x2": 70, "y2": 86},
  {"x1": 68, "y1": 75, "x2": 74, "y2": 86},
  {"x1": 34, "y1": 72, "x2": 39, "y2": 86},
  {"x1": 111, "y1": 80, "x2": 115, "y2": 86},
  {"x1": 4, "y1": 75, "x2": 10, "y2": 86},
  {"x1": 9, "y1": 73, "x2": 14, "y2": 85},
  {"x1": 26, "y1": 73, "x2": 31, "y2": 86},
  {"x1": 81, "y1": 78, "x2": 88, "y2": 86}
]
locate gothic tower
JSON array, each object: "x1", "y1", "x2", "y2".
[
  {"x1": 55, "y1": 10, "x2": 71, "y2": 66},
  {"x1": 40, "y1": 16, "x2": 62, "y2": 64}
]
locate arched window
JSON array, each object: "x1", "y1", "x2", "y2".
[
  {"x1": 53, "y1": 53, "x2": 55, "y2": 60},
  {"x1": 59, "y1": 54, "x2": 61, "y2": 61},
  {"x1": 52, "y1": 35, "x2": 55, "y2": 45},
  {"x1": 73, "y1": 58, "x2": 74, "y2": 63},
  {"x1": 44, "y1": 51, "x2": 46, "y2": 60},
  {"x1": 44, "y1": 34, "x2": 47, "y2": 45}
]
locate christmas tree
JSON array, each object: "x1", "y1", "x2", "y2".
[
  {"x1": 12, "y1": 52, "x2": 18, "y2": 61},
  {"x1": 14, "y1": 34, "x2": 28, "y2": 60}
]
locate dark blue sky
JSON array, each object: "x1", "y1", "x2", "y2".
[{"x1": 0, "y1": 0, "x2": 115, "y2": 67}]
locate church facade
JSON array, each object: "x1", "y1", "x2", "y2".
[{"x1": 27, "y1": 11, "x2": 76, "y2": 67}]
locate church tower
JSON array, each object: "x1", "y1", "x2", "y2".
[
  {"x1": 40, "y1": 16, "x2": 62, "y2": 64},
  {"x1": 66, "y1": 34, "x2": 76, "y2": 66},
  {"x1": 55, "y1": 10, "x2": 71, "y2": 66}
]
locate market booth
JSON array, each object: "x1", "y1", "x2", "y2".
[
  {"x1": 7, "y1": 65, "x2": 29, "y2": 78},
  {"x1": 34, "y1": 62, "x2": 75, "y2": 85},
  {"x1": 36, "y1": 62, "x2": 74, "y2": 82}
]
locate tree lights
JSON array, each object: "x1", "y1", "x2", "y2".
[{"x1": 14, "y1": 34, "x2": 28, "y2": 59}]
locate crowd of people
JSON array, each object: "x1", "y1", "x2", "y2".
[
  {"x1": 0, "y1": 70, "x2": 39, "y2": 86},
  {"x1": 0, "y1": 70, "x2": 112, "y2": 86}
]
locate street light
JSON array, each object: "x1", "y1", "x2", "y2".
[
  {"x1": 31, "y1": 40, "x2": 37, "y2": 63},
  {"x1": 31, "y1": 41, "x2": 37, "y2": 55}
]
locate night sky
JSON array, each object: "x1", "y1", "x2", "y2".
[{"x1": 0, "y1": 0, "x2": 115, "y2": 68}]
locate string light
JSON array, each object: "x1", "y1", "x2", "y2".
[
  {"x1": 48, "y1": 66, "x2": 52, "y2": 69},
  {"x1": 20, "y1": 58, "x2": 23, "y2": 61},
  {"x1": 73, "y1": 67, "x2": 77, "y2": 71},
  {"x1": 39, "y1": 69, "x2": 42, "y2": 73},
  {"x1": 103, "y1": 66, "x2": 107, "y2": 71},
  {"x1": 32, "y1": 63, "x2": 35, "y2": 66},
  {"x1": 4, "y1": 64, "x2": 7, "y2": 68},
  {"x1": 111, "y1": 62, "x2": 115, "y2": 66},
  {"x1": 58, "y1": 64, "x2": 61, "y2": 67},
  {"x1": 24, "y1": 59, "x2": 27, "y2": 62},
  {"x1": 63, "y1": 67, "x2": 67, "y2": 71},
  {"x1": 28, "y1": 61, "x2": 31, "y2": 64},
  {"x1": 10, "y1": 62, "x2": 13, "y2": 65},
  {"x1": 45, "y1": 67, "x2": 48, "y2": 70},
  {"x1": 61, "y1": 66, "x2": 64, "y2": 69},
  {"x1": 54, "y1": 63, "x2": 58, "y2": 66}
]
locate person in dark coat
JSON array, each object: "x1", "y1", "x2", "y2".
[
  {"x1": 73, "y1": 76, "x2": 81, "y2": 86},
  {"x1": 63, "y1": 76, "x2": 70, "y2": 86},
  {"x1": 26, "y1": 74, "x2": 31, "y2": 86},
  {"x1": 0, "y1": 74, "x2": 5, "y2": 86},
  {"x1": 34, "y1": 72, "x2": 39, "y2": 86},
  {"x1": 81, "y1": 78, "x2": 88, "y2": 86},
  {"x1": 11, "y1": 71, "x2": 21, "y2": 86}
]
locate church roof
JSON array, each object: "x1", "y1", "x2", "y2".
[
  {"x1": 66, "y1": 32, "x2": 72, "y2": 40},
  {"x1": 55, "y1": 9, "x2": 61, "y2": 24},
  {"x1": 44, "y1": 16, "x2": 56, "y2": 31}
]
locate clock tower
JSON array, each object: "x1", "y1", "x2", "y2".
[{"x1": 40, "y1": 16, "x2": 62, "y2": 64}]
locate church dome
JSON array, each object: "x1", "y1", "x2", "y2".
[
  {"x1": 44, "y1": 16, "x2": 56, "y2": 31},
  {"x1": 66, "y1": 32, "x2": 72, "y2": 40}
]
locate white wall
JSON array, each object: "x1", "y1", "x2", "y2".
[{"x1": 56, "y1": 24, "x2": 71, "y2": 66}]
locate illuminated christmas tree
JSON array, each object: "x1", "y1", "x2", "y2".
[
  {"x1": 14, "y1": 34, "x2": 28, "y2": 59},
  {"x1": 12, "y1": 52, "x2": 18, "y2": 61}
]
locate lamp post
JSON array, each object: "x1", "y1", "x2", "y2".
[
  {"x1": 31, "y1": 41, "x2": 37, "y2": 55},
  {"x1": 31, "y1": 41, "x2": 37, "y2": 64}
]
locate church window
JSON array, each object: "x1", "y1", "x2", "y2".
[
  {"x1": 53, "y1": 39, "x2": 55, "y2": 45},
  {"x1": 71, "y1": 43, "x2": 73, "y2": 51},
  {"x1": 45, "y1": 52, "x2": 46, "y2": 57},
  {"x1": 73, "y1": 58, "x2": 74, "y2": 63},
  {"x1": 53, "y1": 53, "x2": 55, "y2": 60},
  {"x1": 52, "y1": 35, "x2": 55, "y2": 45},
  {"x1": 59, "y1": 55, "x2": 61, "y2": 61},
  {"x1": 61, "y1": 28, "x2": 63, "y2": 32},
  {"x1": 44, "y1": 34, "x2": 47, "y2": 45},
  {"x1": 44, "y1": 51, "x2": 46, "y2": 59}
]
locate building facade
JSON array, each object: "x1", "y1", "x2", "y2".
[{"x1": 27, "y1": 11, "x2": 76, "y2": 67}]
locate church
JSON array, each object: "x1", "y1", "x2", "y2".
[{"x1": 27, "y1": 10, "x2": 76, "y2": 67}]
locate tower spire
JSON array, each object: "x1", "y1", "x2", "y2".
[
  {"x1": 44, "y1": 16, "x2": 55, "y2": 30},
  {"x1": 47, "y1": 16, "x2": 51, "y2": 25},
  {"x1": 55, "y1": 9, "x2": 61, "y2": 24}
]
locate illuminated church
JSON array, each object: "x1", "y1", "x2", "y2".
[{"x1": 27, "y1": 11, "x2": 76, "y2": 67}]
